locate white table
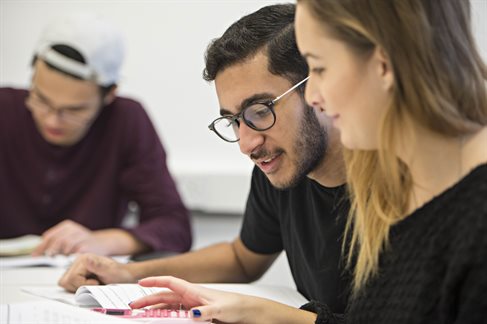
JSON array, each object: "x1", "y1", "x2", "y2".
[{"x1": 0, "y1": 266, "x2": 67, "y2": 304}]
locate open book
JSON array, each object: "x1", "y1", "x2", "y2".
[
  {"x1": 75, "y1": 283, "x2": 308, "y2": 309},
  {"x1": 0, "y1": 235, "x2": 41, "y2": 256}
]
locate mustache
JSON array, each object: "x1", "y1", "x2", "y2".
[{"x1": 250, "y1": 148, "x2": 284, "y2": 161}]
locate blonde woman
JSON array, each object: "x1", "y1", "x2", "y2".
[{"x1": 129, "y1": 1, "x2": 487, "y2": 323}]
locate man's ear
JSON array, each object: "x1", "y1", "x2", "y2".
[
  {"x1": 30, "y1": 59, "x2": 41, "y2": 85},
  {"x1": 103, "y1": 85, "x2": 118, "y2": 105},
  {"x1": 374, "y1": 47, "x2": 394, "y2": 91}
]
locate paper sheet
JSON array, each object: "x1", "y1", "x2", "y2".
[
  {"x1": 14, "y1": 290, "x2": 208, "y2": 323},
  {"x1": 204, "y1": 283, "x2": 308, "y2": 307},
  {"x1": 21, "y1": 287, "x2": 78, "y2": 306},
  {"x1": 0, "y1": 255, "x2": 74, "y2": 268},
  {"x1": 0, "y1": 300, "x2": 138, "y2": 324},
  {"x1": 0, "y1": 254, "x2": 130, "y2": 269}
]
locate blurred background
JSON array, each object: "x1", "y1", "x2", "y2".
[{"x1": 1, "y1": 0, "x2": 486, "y2": 214}]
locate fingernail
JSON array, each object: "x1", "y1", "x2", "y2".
[
  {"x1": 128, "y1": 301, "x2": 134, "y2": 306},
  {"x1": 192, "y1": 309, "x2": 201, "y2": 318}
]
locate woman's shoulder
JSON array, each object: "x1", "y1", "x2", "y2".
[
  {"x1": 463, "y1": 126, "x2": 487, "y2": 174},
  {"x1": 447, "y1": 162, "x2": 487, "y2": 214},
  {"x1": 444, "y1": 162, "x2": 487, "y2": 252}
]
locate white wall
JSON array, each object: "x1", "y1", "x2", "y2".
[{"x1": 1, "y1": 0, "x2": 486, "y2": 213}]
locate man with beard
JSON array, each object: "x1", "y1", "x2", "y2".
[{"x1": 59, "y1": 4, "x2": 350, "y2": 313}]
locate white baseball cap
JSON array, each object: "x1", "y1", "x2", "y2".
[{"x1": 35, "y1": 13, "x2": 125, "y2": 86}]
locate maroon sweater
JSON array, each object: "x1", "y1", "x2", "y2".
[{"x1": 0, "y1": 88, "x2": 191, "y2": 252}]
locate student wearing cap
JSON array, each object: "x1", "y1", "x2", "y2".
[{"x1": 0, "y1": 14, "x2": 192, "y2": 256}]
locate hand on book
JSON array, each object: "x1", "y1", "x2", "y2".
[
  {"x1": 59, "y1": 253, "x2": 135, "y2": 292},
  {"x1": 130, "y1": 276, "x2": 269, "y2": 323},
  {"x1": 32, "y1": 220, "x2": 94, "y2": 256},
  {"x1": 32, "y1": 220, "x2": 147, "y2": 257}
]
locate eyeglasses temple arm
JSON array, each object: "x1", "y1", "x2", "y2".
[{"x1": 272, "y1": 76, "x2": 310, "y2": 104}]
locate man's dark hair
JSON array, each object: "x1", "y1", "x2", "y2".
[
  {"x1": 203, "y1": 3, "x2": 308, "y2": 89},
  {"x1": 32, "y1": 44, "x2": 115, "y2": 97}
]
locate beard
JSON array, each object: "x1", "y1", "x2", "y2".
[{"x1": 268, "y1": 104, "x2": 327, "y2": 189}]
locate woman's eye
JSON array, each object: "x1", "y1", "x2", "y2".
[{"x1": 311, "y1": 67, "x2": 325, "y2": 76}]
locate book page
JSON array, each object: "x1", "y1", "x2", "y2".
[{"x1": 76, "y1": 284, "x2": 165, "y2": 308}]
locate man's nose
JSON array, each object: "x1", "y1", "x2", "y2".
[
  {"x1": 237, "y1": 121, "x2": 265, "y2": 156},
  {"x1": 43, "y1": 109, "x2": 64, "y2": 126}
]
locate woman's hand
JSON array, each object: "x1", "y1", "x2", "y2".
[{"x1": 130, "y1": 276, "x2": 317, "y2": 324}]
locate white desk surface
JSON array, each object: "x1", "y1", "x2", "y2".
[{"x1": 0, "y1": 266, "x2": 67, "y2": 304}]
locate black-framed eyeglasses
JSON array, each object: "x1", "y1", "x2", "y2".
[{"x1": 208, "y1": 76, "x2": 309, "y2": 143}]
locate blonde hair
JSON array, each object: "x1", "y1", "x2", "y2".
[{"x1": 298, "y1": 0, "x2": 487, "y2": 294}]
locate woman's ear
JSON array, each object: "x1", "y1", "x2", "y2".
[{"x1": 374, "y1": 47, "x2": 394, "y2": 91}]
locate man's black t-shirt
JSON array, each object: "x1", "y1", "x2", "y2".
[{"x1": 240, "y1": 167, "x2": 350, "y2": 313}]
